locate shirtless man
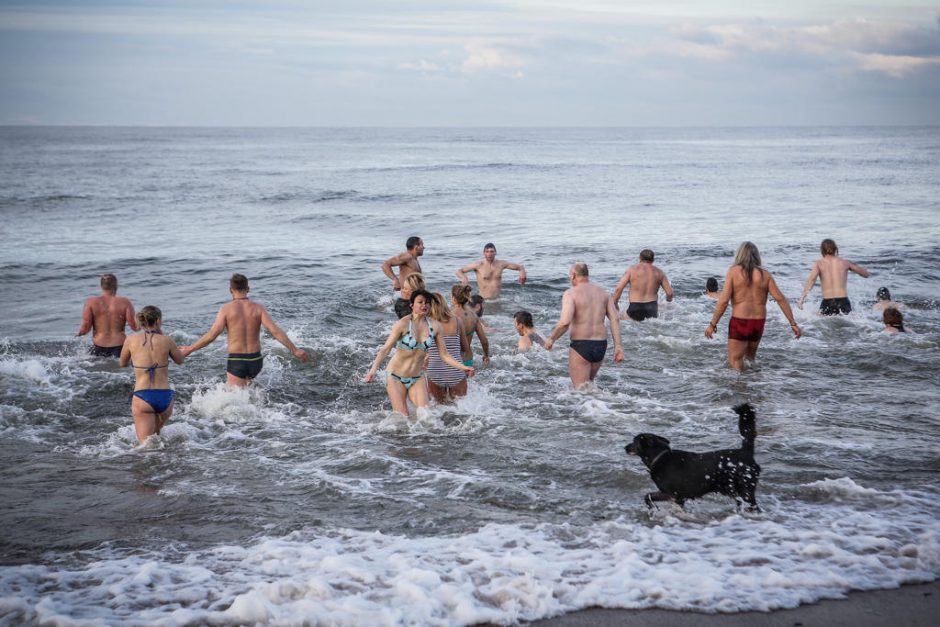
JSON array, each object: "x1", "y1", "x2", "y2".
[
  {"x1": 513, "y1": 310, "x2": 545, "y2": 352},
  {"x1": 456, "y1": 243, "x2": 526, "y2": 299},
  {"x1": 796, "y1": 238, "x2": 870, "y2": 315},
  {"x1": 612, "y1": 249, "x2": 674, "y2": 321},
  {"x1": 544, "y1": 263, "x2": 624, "y2": 389},
  {"x1": 705, "y1": 242, "x2": 801, "y2": 371},
  {"x1": 75, "y1": 273, "x2": 138, "y2": 357},
  {"x1": 382, "y1": 236, "x2": 424, "y2": 293},
  {"x1": 181, "y1": 274, "x2": 309, "y2": 387}
]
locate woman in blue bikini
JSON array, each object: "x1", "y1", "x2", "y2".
[
  {"x1": 365, "y1": 289, "x2": 474, "y2": 416},
  {"x1": 119, "y1": 306, "x2": 184, "y2": 443}
]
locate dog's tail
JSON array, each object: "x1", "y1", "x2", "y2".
[{"x1": 733, "y1": 403, "x2": 756, "y2": 454}]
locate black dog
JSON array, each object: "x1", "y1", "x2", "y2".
[{"x1": 624, "y1": 403, "x2": 760, "y2": 511}]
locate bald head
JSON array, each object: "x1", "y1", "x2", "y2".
[{"x1": 571, "y1": 262, "x2": 589, "y2": 278}]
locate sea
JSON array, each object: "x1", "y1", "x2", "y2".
[{"x1": 0, "y1": 126, "x2": 938, "y2": 625}]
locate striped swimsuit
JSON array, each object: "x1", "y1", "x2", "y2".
[{"x1": 427, "y1": 334, "x2": 465, "y2": 387}]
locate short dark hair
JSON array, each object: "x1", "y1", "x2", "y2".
[
  {"x1": 513, "y1": 310, "x2": 533, "y2": 328},
  {"x1": 483, "y1": 243, "x2": 496, "y2": 251},
  {"x1": 406, "y1": 236, "x2": 422, "y2": 250},
  {"x1": 230, "y1": 273, "x2": 249, "y2": 292},
  {"x1": 877, "y1": 287, "x2": 891, "y2": 301},
  {"x1": 100, "y1": 273, "x2": 117, "y2": 292},
  {"x1": 705, "y1": 277, "x2": 719, "y2": 292},
  {"x1": 469, "y1": 294, "x2": 485, "y2": 314},
  {"x1": 639, "y1": 249, "x2": 654, "y2": 262},
  {"x1": 409, "y1": 288, "x2": 432, "y2": 305}
]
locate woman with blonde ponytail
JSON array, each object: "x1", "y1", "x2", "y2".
[{"x1": 119, "y1": 306, "x2": 184, "y2": 443}]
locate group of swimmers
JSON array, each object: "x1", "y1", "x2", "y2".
[{"x1": 77, "y1": 237, "x2": 906, "y2": 441}]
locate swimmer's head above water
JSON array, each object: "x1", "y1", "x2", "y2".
[
  {"x1": 705, "y1": 277, "x2": 719, "y2": 293},
  {"x1": 877, "y1": 287, "x2": 891, "y2": 301}
]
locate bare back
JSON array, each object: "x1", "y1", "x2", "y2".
[
  {"x1": 121, "y1": 332, "x2": 182, "y2": 391},
  {"x1": 726, "y1": 266, "x2": 772, "y2": 319},
  {"x1": 816, "y1": 256, "x2": 853, "y2": 298},
  {"x1": 84, "y1": 294, "x2": 135, "y2": 346},
  {"x1": 613, "y1": 262, "x2": 672, "y2": 305},
  {"x1": 221, "y1": 300, "x2": 265, "y2": 353},
  {"x1": 567, "y1": 282, "x2": 612, "y2": 340}
]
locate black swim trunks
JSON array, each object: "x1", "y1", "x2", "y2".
[
  {"x1": 90, "y1": 344, "x2": 123, "y2": 358},
  {"x1": 227, "y1": 352, "x2": 264, "y2": 380},
  {"x1": 570, "y1": 339, "x2": 607, "y2": 363},
  {"x1": 820, "y1": 297, "x2": 852, "y2": 316},
  {"x1": 626, "y1": 301, "x2": 658, "y2": 321},
  {"x1": 394, "y1": 298, "x2": 412, "y2": 319}
]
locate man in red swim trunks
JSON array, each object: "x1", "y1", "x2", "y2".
[{"x1": 705, "y1": 242, "x2": 801, "y2": 371}]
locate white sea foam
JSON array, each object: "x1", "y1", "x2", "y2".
[{"x1": 2, "y1": 483, "x2": 938, "y2": 626}]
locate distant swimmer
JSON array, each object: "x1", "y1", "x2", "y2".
[
  {"x1": 75, "y1": 273, "x2": 138, "y2": 357},
  {"x1": 612, "y1": 249, "x2": 674, "y2": 321},
  {"x1": 181, "y1": 274, "x2": 308, "y2": 388},
  {"x1": 382, "y1": 236, "x2": 424, "y2": 293},
  {"x1": 545, "y1": 263, "x2": 624, "y2": 389},
  {"x1": 119, "y1": 306, "x2": 184, "y2": 443},
  {"x1": 705, "y1": 242, "x2": 801, "y2": 371},
  {"x1": 364, "y1": 289, "x2": 474, "y2": 415},
  {"x1": 456, "y1": 243, "x2": 526, "y2": 299},
  {"x1": 513, "y1": 310, "x2": 545, "y2": 351},
  {"x1": 394, "y1": 273, "x2": 426, "y2": 319},
  {"x1": 797, "y1": 238, "x2": 870, "y2": 315},
  {"x1": 426, "y1": 293, "x2": 470, "y2": 403},
  {"x1": 873, "y1": 287, "x2": 903, "y2": 313},
  {"x1": 883, "y1": 307, "x2": 906, "y2": 333},
  {"x1": 452, "y1": 284, "x2": 490, "y2": 367},
  {"x1": 704, "y1": 277, "x2": 720, "y2": 300}
]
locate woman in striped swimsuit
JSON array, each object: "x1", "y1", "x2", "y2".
[{"x1": 426, "y1": 293, "x2": 470, "y2": 403}]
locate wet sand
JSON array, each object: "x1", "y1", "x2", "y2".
[{"x1": 532, "y1": 580, "x2": 938, "y2": 626}]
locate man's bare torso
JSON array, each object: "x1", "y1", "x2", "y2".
[
  {"x1": 729, "y1": 267, "x2": 771, "y2": 320},
  {"x1": 221, "y1": 300, "x2": 265, "y2": 353},
  {"x1": 474, "y1": 260, "x2": 510, "y2": 299},
  {"x1": 569, "y1": 282, "x2": 611, "y2": 340},
  {"x1": 816, "y1": 256, "x2": 851, "y2": 298},
  {"x1": 88, "y1": 295, "x2": 133, "y2": 346},
  {"x1": 625, "y1": 263, "x2": 665, "y2": 302},
  {"x1": 399, "y1": 254, "x2": 422, "y2": 284}
]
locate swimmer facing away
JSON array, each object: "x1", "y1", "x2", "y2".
[{"x1": 120, "y1": 306, "x2": 184, "y2": 443}]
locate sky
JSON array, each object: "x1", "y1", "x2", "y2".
[{"x1": 1, "y1": 0, "x2": 938, "y2": 126}]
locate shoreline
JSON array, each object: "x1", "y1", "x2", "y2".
[{"x1": 531, "y1": 580, "x2": 939, "y2": 626}]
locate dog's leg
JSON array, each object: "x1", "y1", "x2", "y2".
[{"x1": 645, "y1": 492, "x2": 674, "y2": 510}]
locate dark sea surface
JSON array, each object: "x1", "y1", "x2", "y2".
[{"x1": 0, "y1": 127, "x2": 938, "y2": 625}]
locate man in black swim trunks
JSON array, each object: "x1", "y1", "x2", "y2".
[
  {"x1": 544, "y1": 263, "x2": 624, "y2": 389},
  {"x1": 76, "y1": 273, "x2": 138, "y2": 357},
  {"x1": 796, "y1": 238, "x2": 870, "y2": 316},
  {"x1": 181, "y1": 274, "x2": 308, "y2": 388},
  {"x1": 612, "y1": 249, "x2": 674, "y2": 321}
]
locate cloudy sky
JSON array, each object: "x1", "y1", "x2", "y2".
[{"x1": 1, "y1": 0, "x2": 938, "y2": 125}]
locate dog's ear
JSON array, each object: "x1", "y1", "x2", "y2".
[{"x1": 650, "y1": 435, "x2": 670, "y2": 448}]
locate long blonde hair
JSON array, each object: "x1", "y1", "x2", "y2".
[
  {"x1": 403, "y1": 273, "x2": 426, "y2": 292},
  {"x1": 734, "y1": 241, "x2": 763, "y2": 285},
  {"x1": 429, "y1": 292, "x2": 453, "y2": 322}
]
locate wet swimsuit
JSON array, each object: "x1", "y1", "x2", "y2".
[
  {"x1": 131, "y1": 330, "x2": 174, "y2": 413},
  {"x1": 626, "y1": 301, "x2": 658, "y2": 321},
  {"x1": 396, "y1": 318, "x2": 434, "y2": 352},
  {"x1": 227, "y1": 353, "x2": 264, "y2": 380},
  {"x1": 390, "y1": 372, "x2": 425, "y2": 390},
  {"x1": 728, "y1": 317, "x2": 766, "y2": 342},
  {"x1": 90, "y1": 344, "x2": 123, "y2": 358},
  {"x1": 427, "y1": 335, "x2": 466, "y2": 387},
  {"x1": 820, "y1": 297, "x2": 852, "y2": 316},
  {"x1": 570, "y1": 339, "x2": 607, "y2": 363},
  {"x1": 394, "y1": 298, "x2": 412, "y2": 319}
]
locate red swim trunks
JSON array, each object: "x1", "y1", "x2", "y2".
[{"x1": 728, "y1": 317, "x2": 766, "y2": 342}]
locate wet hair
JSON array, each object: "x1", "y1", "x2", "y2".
[
  {"x1": 100, "y1": 273, "x2": 117, "y2": 293},
  {"x1": 705, "y1": 277, "x2": 719, "y2": 293},
  {"x1": 733, "y1": 241, "x2": 763, "y2": 285},
  {"x1": 513, "y1": 310, "x2": 534, "y2": 328},
  {"x1": 406, "y1": 236, "x2": 422, "y2": 250},
  {"x1": 230, "y1": 273, "x2": 249, "y2": 292},
  {"x1": 136, "y1": 305, "x2": 161, "y2": 329},
  {"x1": 428, "y1": 292, "x2": 453, "y2": 322},
  {"x1": 451, "y1": 284, "x2": 472, "y2": 306},
  {"x1": 403, "y1": 273, "x2": 426, "y2": 292},
  {"x1": 571, "y1": 262, "x2": 589, "y2": 278},
  {"x1": 469, "y1": 294, "x2": 485, "y2": 315},
  {"x1": 639, "y1": 249, "x2": 654, "y2": 263},
  {"x1": 483, "y1": 243, "x2": 496, "y2": 252},
  {"x1": 409, "y1": 288, "x2": 432, "y2": 305},
  {"x1": 877, "y1": 287, "x2": 891, "y2": 301},
  {"x1": 820, "y1": 239, "x2": 838, "y2": 256},
  {"x1": 883, "y1": 307, "x2": 905, "y2": 332}
]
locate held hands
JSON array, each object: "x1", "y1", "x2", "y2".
[
  {"x1": 180, "y1": 345, "x2": 194, "y2": 357},
  {"x1": 544, "y1": 338, "x2": 554, "y2": 351}
]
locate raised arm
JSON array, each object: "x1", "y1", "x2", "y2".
[
  {"x1": 848, "y1": 261, "x2": 870, "y2": 278},
  {"x1": 381, "y1": 253, "x2": 408, "y2": 290},
  {"x1": 606, "y1": 295, "x2": 624, "y2": 362},
  {"x1": 545, "y1": 290, "x2": 575, "y2": 350},
  {"x1": 455, "y1": 261, "x2": 480, "y2": 286},
  {"x1": 769, "y1": 276, "x2": 801, "y2": 338},
  {"x1": 503, "y1": 261, "x2": 527, "y2": 285},
  {"x1": 797, "y1": 261, "x2": 820, "y2": 310},
  {"x1": 76, "y1": 298, "x2": 93, "y2": 336},
  {"x1": 260, "y1": 307, "x2": 309, "y2": 362},
  {"x1": 181, "y1": 307, "x2": 227, "y2": 357},
  {"x1": 611, "y1": 271, "x2": 631, "y2": 307},
  {"x1": 705, "y1": 270, "x2": 734, "y2": 339}
]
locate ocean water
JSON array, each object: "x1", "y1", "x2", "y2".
[{"x1": 0, "y1": 126, "x2": 938, "y2": 625}]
